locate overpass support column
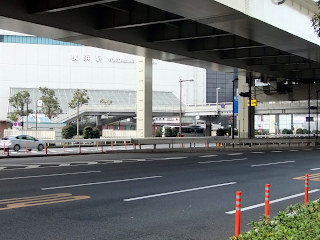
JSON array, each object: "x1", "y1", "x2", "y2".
[
  {"x1": 269, "y1": 115, "x2": 280, "y2": 135},
  {"x1": 136, "y1": 56, "x2": 153, "y2": 138},
  {"x1": 238, "y1": 71, "x2": 255, "y2": 138}
]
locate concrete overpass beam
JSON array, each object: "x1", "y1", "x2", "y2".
[{"x1": 136, "y1": 56, "x2": 153, "y2": 138}]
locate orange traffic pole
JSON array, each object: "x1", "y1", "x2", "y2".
[
  {"x1": 125, "y1": 141, "x2": 127, "y2": 150},
  {"x1": 79, "y1": 142, "x2": 81, "y2": 154},
  {"x1": 101, "y1": 145, "x2": 103, "y2": 153},
  {"x1": 305, "y1": 174, "x2": 309, "y2": 205},
  {"x1": 111, "y1": 141, "x2": 113, "y2": 150},
  {"x1": 26, "y1": 143, "x2": 28, "y2": 153},
  {"x1": 63, "y1": 143, "x2": 65, "y2": 152},
  {"x1": 235, "y1": 191, "x2": 242, "y2": 237},
  {"x1": 139, "y1": 144, "x2": 141, "y2": 150},
  {"x1": 45, "y1": 143, "x2": 48, "y2": 155},
  {"x1": 3, "y1": 144, "x2": 5, "y2": 155},
  {"x1": 265, "y1": 184, "x2": 270, "y2": 221},
  {"x1": 96, "y1": 142, "x2": 98, "y2": 151}
]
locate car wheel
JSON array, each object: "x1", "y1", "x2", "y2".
[
  {"x1": 13, "y1": 144, "x2": 20, "y2": 152},
  {"x1": 38, "y1": 144, "x2": 44, "y2": 151}
]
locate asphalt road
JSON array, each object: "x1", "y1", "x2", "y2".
[{"x1": 0, "y1": 148, "x2": 319, "y2": 239}]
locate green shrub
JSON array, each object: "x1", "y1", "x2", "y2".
[
  {"x1": 303, "y1": 128, "x2": 309, "y2": 134},
  {"x1": 232, "y1": 201, "x2": 320, "y2": 240},
  {"x1": 91, "y1": 127, "x2": 100, "y2": 138},
  {"x1": 155, "y1": 130, "x2": 162, "y2": 137},
  {"x1": 282, "y1": 128, "x2": 293, "y2": 134},
  {"x1": 172, "y1": 128, "x2": 178, "y2": 137},
  {"x1": 83, "y1": 126, "x2": 93, "y2": 139},
  {"x1": 164, "y1": 127, "x2": 172, "y2": 137},
  {"x1": 296, "y1": 128, "x2": 303, "y2": 134},
  {"x1": 216, "y1": 128, "x2": 225, "y2": 136},
  {"x1": 62, "y1": 124, "x2": 76, "y2": 139}
]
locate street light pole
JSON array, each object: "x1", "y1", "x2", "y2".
[
  {"x1": 317, "y1": 90, "x2": 320, "y2": 139},
  {"x1": 179, "y1": 78, "x2": 194, "y2": 136},
  {"x1": 216, "y1": 87, "x2": 221, "y2": 114}
]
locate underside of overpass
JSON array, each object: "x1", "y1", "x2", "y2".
[
  {"x1": 1, "y1": 0, "x2": 320, "y2": 137},
  {"x1": 0, "y1": 0, "x2": 319, "y2": 81}
]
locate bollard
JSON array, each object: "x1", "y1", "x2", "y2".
[
  {"x1": 133, "y1": 144, "x2": 136, "y2": 150},
  {"x1": 7, "y1": 148, "x2": 9, "y2": 157},
  {"x1": 235, "y1": 191, "x2": 242, "y2": 237},
  {"x1": 111, "y1": 141, "x2": 113, "y2": 150},
  {"x1": 26, "y1": 143, "x2": 29, "y2": 153},
  {"x1": 265, "y1": 184, "x2": 270, "y2": 220},
  {"x1": 45, "y1": 143, "x2": 48, "y2": 155},
  {"x1": 125, "y1": 141, "x2": 127, "y2": 150},
  {"x1": 206, "y1": 142, "x2": 209, "y2": 148},
  {"x1": 101, "y1": 145, "x2": 104, "y2": 153},
  {"x1": 63, "y1": 143, "x2": 65, "y2": 152},
  {"x1": 305, "y1": 174, "x2": 309, "y2": 205},
  {"x1": 3, "y1": 144, "x2": 5, "y2": 155},
  {"x1": 139, "y1": 144, "x2": 141, "y2": 150},
  {"x1": 79, "y1": 142, "x2": 81, "y2": 154},
  {"x1": 96, "y1": 142, "x2": 99, "y2": 151}
]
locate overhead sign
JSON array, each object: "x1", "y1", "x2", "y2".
[
  {"x1": 234, "y1": 96, "x2": 238, "y2": 114},
  {"x1": 247, "y1": 99, "x2": 257, "y2": 106},
  {"x1": 37, "y1": 100, "x2": 43, "y2": 107}
]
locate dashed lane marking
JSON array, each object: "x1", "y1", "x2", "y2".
[
  {"x1": 162, "y1": 157, "x2": 187, "y2": 160},
  {"x1": 41, "y1": 175, "x2": 163, "y2": 190},
  {"x1": 227, "y1": 153, "x2": 243, "y2": 156},
  {"x1": 226, "y1": 189, "x2": 320, "y2": 214},
  {"x1": 199, "y1": 155, "x2": 218, "y2": 158},
  {"x1": 0, "y1": 171, "x2": 101, "y2": 181},
  {"x1": 251, "y1": 152, "x2": 264, "y2": 154},
  {"x1": 271, "y1": 151, "x2": 283, "y2": 153},
  {"x1": 25, "y1": 165, "x2": 41, "y2": 169},
  {"x1": 0, "y1": 193, "x2": 90, "y2": 211},
  {"x1": 288, "y1": 150, "x2": 299, "y2": 152},
  {"x1": 251, "y1": 160, "x2": 295, "y2": 167},
  {"x1": 123, "y1": 182, "x2": 237, "y2": 202},
  {"x1": 199, "y1": 158, "x2": 248, "y2": 164}
]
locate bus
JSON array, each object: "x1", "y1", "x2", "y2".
[{"x1": 162, "y1": 125, "x2": 205, "y2": 137}]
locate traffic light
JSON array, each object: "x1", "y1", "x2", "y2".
[{"x1": 239, "y1": 92, "x2": 250, "y2": 97}]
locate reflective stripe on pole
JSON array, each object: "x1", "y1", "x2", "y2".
[
  {"x1": 265, "y1": 184, "x2": 270, "y2": 220},
  {"x1": 305, "y1": 174, "x2": 309, "y2": 205},
  {"x1": 79, "y1": 142, "x2": 81, "y2": 154},
  {"x1": 235, "y1": 191, "x2": 242, "y2": 237}
]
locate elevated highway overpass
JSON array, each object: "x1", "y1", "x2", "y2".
[{"x1": 1, "y1": 0, "x2": 320, "y2": 137}]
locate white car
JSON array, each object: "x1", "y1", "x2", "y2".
[{"x1": 0, "y1": 135, "x2": 45, "y2": 152}]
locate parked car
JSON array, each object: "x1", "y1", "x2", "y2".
[{"x1": 0, "y1": 135, "x2": 45, "y2": 151}]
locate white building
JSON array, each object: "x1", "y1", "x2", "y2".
[{"x1": 0, "y1": 29, "x2": 206, "y2": 121}]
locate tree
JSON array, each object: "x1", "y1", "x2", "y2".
[
  {"x1": 312, "y1": 1, "x2": 320, "y2": 37},
  {"x1": 68, "y1": 89, "x2": 90, "y2": 137},
  {"x1": 100, "y1": 98, "x2": 112, "y2": 105},
  {"x1": 8, "y1": 90, "x2": 32, "y2": 116},
  {"x1": 39, "y1": 87, "x2": 62, "y2": 119},
  {"x1": 62, "y1": 124, "x2": 76, "y2": 139}
]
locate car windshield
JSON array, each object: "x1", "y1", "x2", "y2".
[{"x1": 1, "y1": 137, "x2": 8, "y2": 140}]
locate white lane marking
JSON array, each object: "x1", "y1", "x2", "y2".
[
  {"x1": 25, "y1": 165, "x2": 40, "y2": 169},
  {"x1": 310, "y1": 167, "x2": 320, "y2": 171},
  {"x1": 123, "y1": 182, "x2": 237, "y2": 202},
  {"x1": 0, "y1": 171, "x2": 101, "y2": 181},
  {"x1": 49, "y1": 150, "x2": 58, "y2": 153},
  {"x1": 227, "y1": 153, "x2": 243, "y2": 156},
  {"x1": 271, "y1": 151, "x2": 283, "y2": 153},
  {"x1": 162, "y1": 157, "x2": 187, "y2": 160},
  {"x1": 251, "y1": 161, "x2": 295, "y2": 167},
  {"x1": 87, "y1": 162, "x2": 98, "y2": 165},
  {"x1": 304, "y1": 149, "x2": 312, "y2": 151},
  {"x1": 41, "y1": 175, "x2": 163, "y2": 190},
  {"x1": 251, "y1": 152, "x2": 264, "y2": 154},
  {"x1": 199, "y1": 155, "x2": 218, "y2": 158},
  {"x1": 226, "y1": 189, "x2": 320, "y2": 214},
  {"x1": 66, "y1": 150, "x2": 73, "y2": 152},
  {"x1": 114, "y1": 160, "x2": 123, "y2": 163},
  {"x1": 199, "y1": 158, "x2": 247, "y2": 164},
  {"x1": 288, "y1": 150, "x2": 299, "y2": 152},
  {"x1": 0, "y1": 167, "x2": 7, "y2": 170},
  {"x1": 59, "y1": 163, "x2": 71, "y2": 167}
]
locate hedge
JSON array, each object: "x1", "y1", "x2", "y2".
[{"x1": 232, "y1": 201, "x2": 320, "y2": 240}]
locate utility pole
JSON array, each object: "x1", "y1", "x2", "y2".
[{"x1": 179, "y1": 78, "x2": 193, "y2": 136}]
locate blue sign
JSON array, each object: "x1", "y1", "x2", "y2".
[
  {"x1": 275, "y1": 122, "x2": 279, "y2": 126},
  {"x1": 234, "y1": 96, "x2": 239, "y2": 114}
]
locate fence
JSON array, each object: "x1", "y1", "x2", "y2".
[
  {"x1": 3, "y1": 129, "x2": 56, "y2": 140},
  {"x1": 102, "y1": 129, "x2": 136, "y2": 138}
]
